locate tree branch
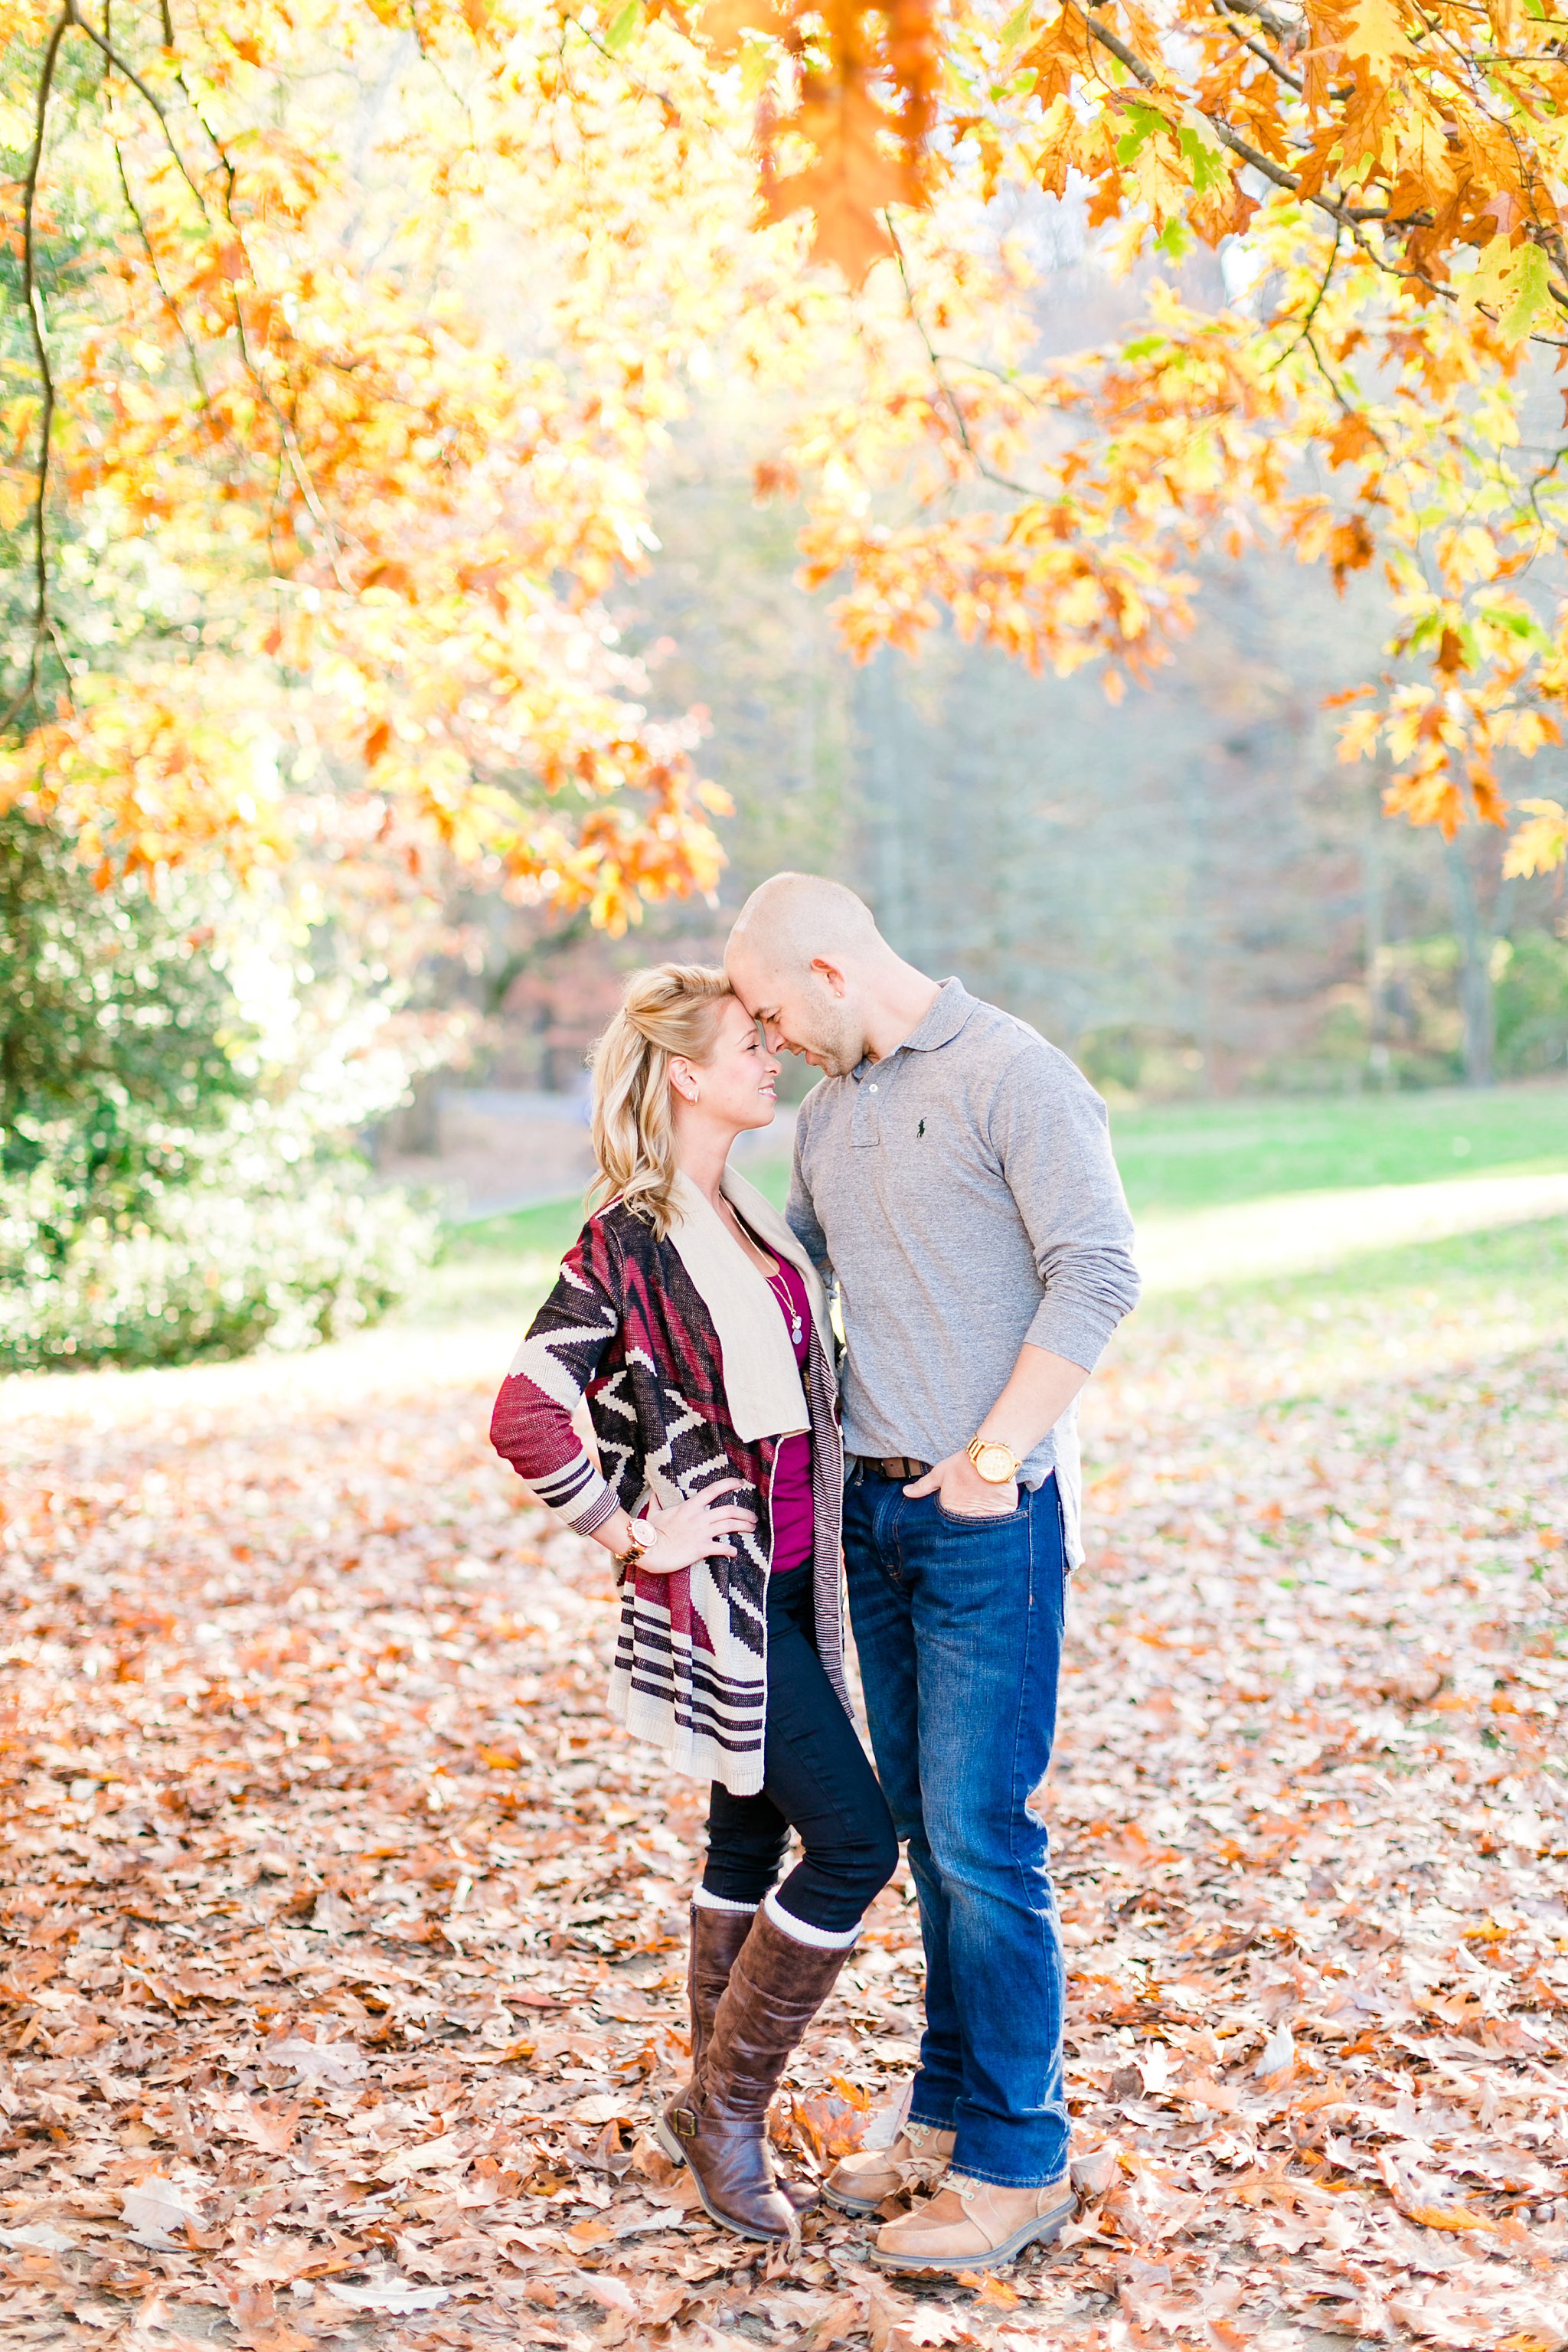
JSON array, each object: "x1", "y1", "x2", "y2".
[
  {"x1": 567, "y1": 12, "x2": 681, "y2": 123},
  {"x1": 1267, "y1": 222, "x2": 1341, "y2": 370},
  {"x1": 1302, "y1": 325, "x2": 1390, "y2": 456},
  {"x1": 64, "y1": 2, "x2": 211, "y2": 218},
  {"x1": 1210, "y1": 0, "x2": 1303, "y2": 93},
  {"x1": 110, "y1": 133, "x2": 223, "y2": 432},
  {"x1": 1065, "y1": 0, "x2": 1568, "y2": 348},
  {"x1": 1070, "y1": 0, "x2": 1302, "y2": 193},
  {"x1": 71, "y1": 2, "x2": 354, "y2": 589},
  {"x1": 884, "y1": 215, "x2": 1047, "y2": 503},
  {"x1": 2, "y1": 8, "x2": 71, "y2": 736},
  {"x1": 1213, "y1": 0, "x2": 1304, "y2": 45}
]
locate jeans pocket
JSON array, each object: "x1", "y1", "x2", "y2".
[{"x1": 933, "y1": 1496, "x2": 1028, "y2": 1529}]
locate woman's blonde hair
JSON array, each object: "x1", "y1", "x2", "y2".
[{"x1": 589, "y1": 964, "x2": 733, "y2": 1236}]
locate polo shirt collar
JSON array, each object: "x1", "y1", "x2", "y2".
[
  {"x1": 902, "y1": 977, "x2": 975, "y2": 1053},
  {"x1": 856, "y1": 978, "x2": 974, "y2": 1080}
]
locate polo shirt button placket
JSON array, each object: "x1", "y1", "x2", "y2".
[{"x1": 853, "y1": 1064, "x2": 884, "y2": 1147}]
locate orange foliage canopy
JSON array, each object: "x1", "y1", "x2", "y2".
[
  {"x1": 5, "y1": 0, "x2": 1568, "y2": 906},
  {"x1": 2, "y1": 0, "x2": 782, "y2": 925},
  {"x1": 743, "y1": 0, "x2": 1568, "y2": 874}
]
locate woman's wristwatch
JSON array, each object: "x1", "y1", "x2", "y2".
[{"x1": 612, "y1": 1517, "x2": 660, "y2": 1581}]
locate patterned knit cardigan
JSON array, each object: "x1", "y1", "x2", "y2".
[{"x1": 489, "y1": 1192, "x2": 849, "y2": 1796}]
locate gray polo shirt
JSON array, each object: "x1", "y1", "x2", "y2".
[{"x1": 786, "y1": 978, "x2": 1141, "y2": 1566}]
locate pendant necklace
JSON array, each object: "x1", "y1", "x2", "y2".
[{"x1": 766, "y1": 1265, "x2": 804, "y2": 1346}]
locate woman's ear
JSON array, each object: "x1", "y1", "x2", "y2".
[{"x1": 668, "y1": 1055, "x2": 700, "y2": 1106}]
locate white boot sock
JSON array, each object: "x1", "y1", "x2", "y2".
[{"x1": 763, "y1": 1889, "x2": 861, "y2": 1949}]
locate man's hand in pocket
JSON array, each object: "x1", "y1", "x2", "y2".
[{"x1": 903, "y1": 1454, "x2": 1018, "y2": 1517}]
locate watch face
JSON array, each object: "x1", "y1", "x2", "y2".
[{"x1": 973, "y1": 1443, "x2": 1015, "y2": 1484}]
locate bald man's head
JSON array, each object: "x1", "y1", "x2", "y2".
[
  {"x1": 725, "y1": 872, "x2": 894, "y2": 1076},
  {"x1": 729, "y1": 873, "x2": 880, "y2": 970}
]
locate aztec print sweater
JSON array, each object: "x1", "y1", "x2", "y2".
[{"x1": 489, "y1": 1174, "x2": 848, "y2": 1796}]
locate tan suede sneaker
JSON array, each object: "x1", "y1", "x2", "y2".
[
  {"x1": 822, "y1": 2121, "x2": 956, "y2": 2215},
  {"x1": 871, "y1": 2170, "x2": 1076, "y2": 2275}
]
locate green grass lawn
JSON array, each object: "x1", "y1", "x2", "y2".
[
  {"x1": 1126, "y1": 1204, "x2": 1568, "y2": 1373},
  {"x1": 414, "y1": 1080, "x2": 1568, "y2": 1331},
  {"x1": 1109, "y1": 1079, "x2": 1568, "y2": 1215},
  {"x1": 430, "y1": 1161, "x2": 793, "y2": 1309}
]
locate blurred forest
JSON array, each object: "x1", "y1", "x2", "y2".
[
  {"x1": 420, "y1": 220, "x2": 1568, "y2": 1109},
  {"x1": 432, "y1": 465, "x2": 1568, "y2": 1110}
]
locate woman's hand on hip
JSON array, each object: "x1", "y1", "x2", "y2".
[{"x1": 634, "y1": 1479, "x2": 757, "y2": 1573}]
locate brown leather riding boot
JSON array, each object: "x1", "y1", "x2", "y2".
[
  {"x1": 676, "y1": 1902, "x2": 754, "y2": 2101},
  {"x1": 658, "y1": 1906, "x2": 851, "y2": 2241}
]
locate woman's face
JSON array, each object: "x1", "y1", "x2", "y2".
[{"x1": 675, "y1": 995, "x2": 781, "y2": 1135}]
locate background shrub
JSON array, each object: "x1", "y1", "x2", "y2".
[{"x1": 0, "y1": 816, "x2": 436, "y2": 1372}]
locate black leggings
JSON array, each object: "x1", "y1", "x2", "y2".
[{"x1": 702, "y1": 1566, "x2": 899, "y2": 1935}]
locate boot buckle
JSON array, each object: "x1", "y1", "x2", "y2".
[{"x1": 673, "y1": 2108, "x2": 697, "y2": 2139}]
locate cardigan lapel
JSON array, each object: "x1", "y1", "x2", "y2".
[
  {"x1": 665, "y1": 1171, "x2": 812, "y2": 1443},
  {"x1": 719, "y1": 1167, "x2": 835, "y2": 1367}
]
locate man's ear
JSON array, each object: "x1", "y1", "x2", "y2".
[{"x1": 809, "y1": 956, "x2": 848, "y2": 1000}]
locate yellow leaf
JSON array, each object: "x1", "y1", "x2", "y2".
[
  {"x1": 1503, "y1": 799, "x2": 1568, "y2": 876},
  {"x1": 1500, "y1": 244, "x2": 1551, "y2": 344},
  {"x1": 1340, "y1": 0, "x2": 1411, "y2": 75}
]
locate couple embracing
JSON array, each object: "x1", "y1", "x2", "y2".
[{"x1": 491, "y1": 874, "x2": 1140, "y2": 2280}]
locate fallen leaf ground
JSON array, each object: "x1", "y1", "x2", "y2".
[{"x1": 1, "y1": 1217, "x2": 1565, "y2": 2352}]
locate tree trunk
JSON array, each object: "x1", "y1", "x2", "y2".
[
  {"x1": 1364, "y1": 792, "x2": 1391, "y2": 1088},
  {"x1": 855, "y1": 648, "x2": 916, "y2": 959},
  {"x1": 1442, "y1": 837, "x2": 1494, "y2": 1088}
]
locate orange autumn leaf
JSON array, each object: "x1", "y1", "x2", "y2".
[
  {"x1": 1397, "y1": 2201, "x2": 1494, "y2": 2232},
  {"x1": 963, "y1": 2270, "x2": 1022, "y2": 2307}
]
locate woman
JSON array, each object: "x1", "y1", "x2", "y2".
[{"x1": 490, "y1": 965, "x2": 897, "y2": 2243}]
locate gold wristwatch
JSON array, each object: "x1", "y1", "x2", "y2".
[
  {"x1": 612, "y1": 1520, "x2": 658, "y2": 1582},
  {"x1": 967, "y1": 1435, "x2": 1021, "y2": 1485}
]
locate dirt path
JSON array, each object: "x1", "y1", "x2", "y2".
[
  {"x1": 0, "y1": 1289, "x2": 1563, "y2": 2350},
  {"x1": 1135, "y1": 1174, "x2": 1568, "y2": 1292}
]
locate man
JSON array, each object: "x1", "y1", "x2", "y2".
[{"x1": 724, "y1": 873, "x2": 1140, "y2": 2279}]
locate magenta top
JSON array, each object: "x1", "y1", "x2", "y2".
[{"x1": 766, "y1": 1259, "x2": 814, "y2": 1576}]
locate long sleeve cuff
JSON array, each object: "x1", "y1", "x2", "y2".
[
  {"x1": 1025, "y1": 1246, "x2": 1142, "y2": 1373},
  {"x1": 569, "y1": 1482, "x2": 621, "y2": 1537},
  {"x1": 523, "y1": 1449, "x2": 618, "y2": 1534}
]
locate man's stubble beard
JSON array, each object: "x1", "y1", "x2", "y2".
[{"x1": 803, "y1": 999, "x2": 864, "y2": 1079}]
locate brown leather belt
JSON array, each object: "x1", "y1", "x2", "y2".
[{"x1": 848, "y1": 1454, "x2": 932, "y2": 1484}]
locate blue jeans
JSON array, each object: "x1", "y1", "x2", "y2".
[{"x1": 842, "y1": 1468, "x2": 1068, "y2": 2188}]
